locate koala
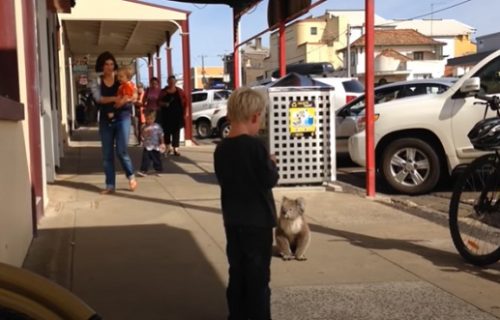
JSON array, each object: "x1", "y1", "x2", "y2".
[{"x1": 275, "y1": 196, "x2": 311, "y2": 261}]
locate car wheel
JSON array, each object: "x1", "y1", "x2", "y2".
[
  {"x1": 381, "y1": 138, "x2": 441, "y2": 194},
  {"x1": 220, "y1": 122, "x2": 231, "y2": 139},
  {"x1": 195, "y1": 119, "x2": 212, "y2": 139}
]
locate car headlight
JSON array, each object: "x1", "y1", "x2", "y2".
[{"x1": 356, "y1": 114, "x2": 380, "y2": 132}]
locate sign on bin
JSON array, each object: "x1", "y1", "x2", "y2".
[{"x1": 289, "y1": 101, "x2": 316, "y2": 136}]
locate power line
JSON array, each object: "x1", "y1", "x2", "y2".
[
  {"x1": 192, "y1": 3, "x2": 207, "y2": 9},
  {"x1": 398, "y1": 0, "x2": 472, "y2": 21},
  {"x1": 304, "y1": 0, "x2": 473, "y2": 56}
]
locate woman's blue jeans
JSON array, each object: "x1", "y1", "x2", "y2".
[{"x1": 99, "y1": 117, "x2": 135, "y2": 189}]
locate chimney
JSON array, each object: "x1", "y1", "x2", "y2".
[{"x1": 256, "y1": 37, "x2": 262, "y2": 49}]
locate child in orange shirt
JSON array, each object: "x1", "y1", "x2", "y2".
[{"x1": 107, "y1": 66, "x2": 136, "y2": 122}]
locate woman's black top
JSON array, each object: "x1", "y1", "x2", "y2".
[
  {"x1": 158, "y1": 90, "x2": 184, "y2": 131},
  {"x1": 97, "y1": 78, "x2": 131, "y2": 123}
]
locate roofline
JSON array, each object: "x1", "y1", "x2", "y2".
[
  {"x1": 477, "y1": 31, "x2": 500, "y2": 39},
  {"x1": 124, "y1": 0, "x2": 191, "y2": 16},
  {"x1": 350, "y1": 42, "x2": 445, "y2": 48},
  {"x1": 325, "y1": 9, "x2": 365, "y2": 12}
]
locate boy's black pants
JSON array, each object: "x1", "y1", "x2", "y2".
[
  {"x1": 140, "y1": 149, "x2": 162, "y2": 172},
  {"x1": 225, "y1": 226, "x2": 273, "y2": 320}
]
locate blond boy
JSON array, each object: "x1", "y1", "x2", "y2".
[{"x1": 214, "y1": 87, "x2": 279, "y2": 320}]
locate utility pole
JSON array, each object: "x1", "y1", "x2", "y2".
[
  {"x1": 198, "y1": 54, "x2": 208, "y2": 88},
  {"x1": 430, "y1": 2, "x2": 445, "y2": 37},
  {"x1": 346, "y1": 24, "x2": 351, "y2": 77}
]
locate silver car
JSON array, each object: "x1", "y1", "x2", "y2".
[{"x1": 336, "y1": 78, "x2": 457, "y2": 154}]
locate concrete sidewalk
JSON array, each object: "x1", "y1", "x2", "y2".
[{"x1": 24, "y1": 128, "x2": 500, "y2": 320}]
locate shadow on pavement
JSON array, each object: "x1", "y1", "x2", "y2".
[
  {"x1": 24, "y1": 224, "x2": 227, "y2": 320},
  {"x1": 309, "y1": 223, "x2": 500, "y2": 284},
  {"x1": 57, "y1": 144, "x2": 218, "y2": 185},
  {"x1": 53, "y1": 179, "x2": 221, "y2": 215}
]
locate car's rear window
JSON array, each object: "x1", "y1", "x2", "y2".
[{"x1": 342, "y1": 80, "x2": 364, "y2": 93}]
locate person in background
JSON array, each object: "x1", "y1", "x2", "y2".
[
  {"x1": 133, "y1": 82, "x2": 146, "y2": 145},
  {"x1": 137, "y1": 109, "x2": 165, "y2": 177},
  {"x1": 157, "y1": 75, "x2": 186, "y2": 156},
  {"x1": 144, "y1": 77, "x2": 161, "y2": 112},
  {"x1": 92, "y1": 51, "x2": 138, "y2": 194},
  {"x1": 214, "y1": 87, "x2": 279, "y2": 320}
]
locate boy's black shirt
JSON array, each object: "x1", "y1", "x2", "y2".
[{"x1": 214, "y1": 135, "x2": 279, "y2": 228}]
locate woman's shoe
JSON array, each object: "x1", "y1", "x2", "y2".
[
  {"x1": 129, "y1": 179, "x2": 138, "y2": 191},
  {"x1": 174, "y1": 148, "x2": 180, "y2": 156}
]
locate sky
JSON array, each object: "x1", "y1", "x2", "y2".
[{"x1": 141, "y1": 0, "x2": 499, "y2": 84}]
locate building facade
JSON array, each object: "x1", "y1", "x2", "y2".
[
  {"x1": 264, "y1": 10, "x2": 387, "y2": 77},
  {"x1": 0, "y1": 0, "x2": 70, "y2": 266},
  {"x1": 339, "y1": 29, "x2": 446, "y2": 83},
  {"x1": 447, "y1": 31, "x2": 500, "y2": 77},
  {"x1": 241, "y1": 37, "x2": 269, "y2": 85},
  {"x1": 0, "y1": 0, "x2": 191, "y2": 267},
  {"x1": 191, "y1": 66, "x2": 225, "y2": 89},
  {"x1": 385, "y1": 19, "x2": 476, "y2": 59}
]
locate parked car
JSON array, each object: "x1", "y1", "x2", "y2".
[
  {"x1": 270, "y1": 62, "x2": 335, "y2": 78},
  {"x1": 191, "y1": 89, "x2": 231, "y2": 138},
  {"x1": 210, "y1": 77, "x2": 364, "y2": 139},
  {"x1": 313, "y1": 77, "x2": 365, "y2": 110},
  {"x1": 348, "y1": 49, "x2": 500, "y2": 194},
  {"x1": 336, "y1": 78, "x2": 456, "y2": 154},
  {"x1": 210, "y1": 105, "x2": 231, "y2": 139}
]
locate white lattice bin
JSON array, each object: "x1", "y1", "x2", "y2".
[{"x1": 257, "y1": 74, "x2": 336, "y2": 186}]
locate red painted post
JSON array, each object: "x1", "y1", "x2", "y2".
[
  {"x1": 233, "y1": 9, "x2": 240, "y2": 89},
  {"x1": 156, "y1": 45, "x2": 162, "y2": 87},
  {"x1": 147, "y1": 53, "x2": 154, "y2": 82},
  {"x1": 166, "y1": 31, "x2": 173, "y2": 77},
  {"x1": 22, "y1": 0, "x2": 44, "y2": 225},
  {"x1": 365, "y1": 0, "x2": 376, "y2": 197},
  {"x1": 279, "y1": 22, "x2": 286, "y2": 77},
  {"x1": 180, "y1": 18, "x2": 193, "y2": 141}
]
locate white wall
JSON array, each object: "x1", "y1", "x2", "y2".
[
  {"x1": 407, "y1": 60, "x2": 446, "y2": 79},
  {"x1": 435, "y1": 37, "x2": 455, "y2": 59},
  {"x1": 0, "y1": 0, "x2": 37, "y2": 267}
]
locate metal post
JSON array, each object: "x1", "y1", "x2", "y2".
[
  {"x1": 365, "y1": 0, "x2": 376, "y2": 197},
  {"x1": 166, "y1": 31, "x2": 173, "y2": 77},
  {"x1": 68, "y1": 57, "x2": 76, "y2": 132},
  {"x1": 346, "y1": 24, "x2": 351, "y2": 77},
  {"x1": 180, "y1": 18, "x2": 193, "y2": 141},
  {"x1": 233, "y1": 9, "x2": 240, "y2": 89},
  {"x1": 279, "y1": 22, "x2": 286, "y2": 77},
  {"x1": 147, "y1": 53, "x2": 153, "y2": 82},
  {"x1": 135, "y1": 58, "x2": 141, "y2": 84},
  {"x1": 156, "y1": 45, "x2": 162, "y2": 87}
]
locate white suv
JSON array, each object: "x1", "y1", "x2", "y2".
[
  {"x1": 313, "y1": 77, "x2": 364, "y2": 110},
  {"x1": 210, "y1": 77, "x2": 364, "y2": 139},
  {"x1": 348, "y1": 50, "x2": 500, "y2": 195},
  {"x1": 191, "y1": 89, "x2": 231, "y2": 138}
]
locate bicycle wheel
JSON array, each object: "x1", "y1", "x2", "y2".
[{"x1": 449, "y1": 154, "x2": 500, "y2": 266}]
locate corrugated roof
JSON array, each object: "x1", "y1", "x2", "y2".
[
  {"x1": 351, "y1": 29, "x2": 445, "y2": 47},
  {"x1": 385, "y1": 19, "x2": 476, "y2": 37}
]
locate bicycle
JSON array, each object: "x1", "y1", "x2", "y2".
[{"x1": 449, "y1": 93, "x2": 500, "y2": 266}]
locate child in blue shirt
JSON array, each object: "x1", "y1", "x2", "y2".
[{"x1": 137, "y1": 109, "x2": 165, "y2": 177}]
